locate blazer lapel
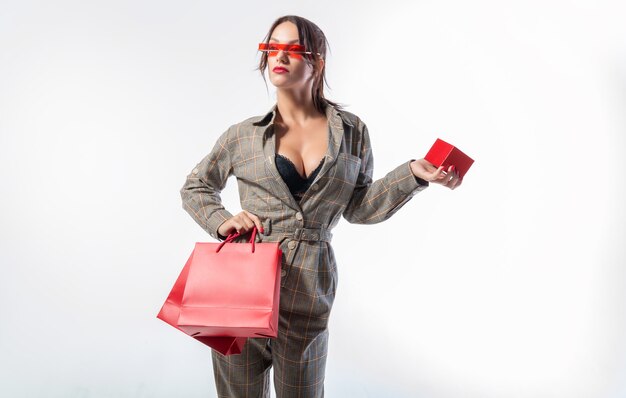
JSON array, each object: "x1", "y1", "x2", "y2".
[{"x1": 307, "y1": 103, "x2": 346, "y2": 188}]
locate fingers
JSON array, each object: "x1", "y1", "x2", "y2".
[
  {"x1": 443, "y1": 166, "x2": 455, "y2": 187},
  {"x1": 452, "y1": 176, "x2": 463, "y2": 190},
  {"x1": 238, "y1": 211, "x2": 255, "y2": 233},
  {"x1": 444, "y1": 166, "x2": 461, "y2": 189},
  {"x1": 225, "y1": 215, "x2": 248, "y2": 236},
  {"x1": 435, "y1": 165, "x2": 461, "y2": 188},
  {"x1": 430, "y1": 166, "x2": 445, "y2": 181},
  {"x1": 226, "y1": 218, "x2": 244, "y2": 235},
  {"x1": 217, "y1": 220, "x2": 232, "y2": 238},
  {"x1": 245, "y1": 210, "x2": 265, "y2": 233},
  {"x1": 421, "y1": 159, "x2": 438, "y2": 173},
  {"x1": 231, "y1": 211, "x2": 264, "y2": 236},
  {"x1": 411, "y1": 159, "x2": 466, "y2": 189},
  {"x1": 412, "y1": 159, "x2": 452, "y2": 182}
]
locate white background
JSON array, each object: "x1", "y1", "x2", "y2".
[{"x1": 1, "y1": 1, "x2": 625, "y2": 397}]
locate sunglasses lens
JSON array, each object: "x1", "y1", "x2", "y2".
[{"x1": 258, "y1": 43, "x2": 309, "y2": 59}]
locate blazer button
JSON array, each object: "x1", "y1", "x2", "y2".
[
  {"x1": 311, "y1": 183, "x2": 319, "y2": 191},
  {"x1": 281, "y1": 269, "x2": 287, "y2": 277},
  {"x1": 287, "y1": 241, "x2": 296, "y2": 250},
  {"x1": 295, "y1": 212, "x2": 303, "y2": 221}
]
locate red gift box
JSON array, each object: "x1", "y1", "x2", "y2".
[{"x1": 424, "y1": 138, "x2": 474, "y2": 179}]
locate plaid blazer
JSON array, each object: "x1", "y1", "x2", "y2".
[
  {"x1": 180, "y1": 101, "x2": 429, "y2": 250},
  {"x1": 179, "y1": 101, "x2": 430, "y2": 395}
]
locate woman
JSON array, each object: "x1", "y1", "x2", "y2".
[{"x1": 180, "y1": 15, "x2": 462, "y2": 398}]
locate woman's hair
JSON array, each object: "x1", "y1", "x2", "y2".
[{"x1": 256, "y1": 15, "x2": 347, "y2": 114}]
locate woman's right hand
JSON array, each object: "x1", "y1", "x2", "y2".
[{"x1": 217, "y1": 210, "x2": 265, "y2": 239}]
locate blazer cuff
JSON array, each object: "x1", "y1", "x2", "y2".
[
  {"x1": 414, "y1": 175, "x2": 430, "y2": 187},
  {"x1": 398, "y1": 159, "x2": 429, "y2": 196},
  {"x1": 207, "y1": 209, "x2": 234, "y2": 241}
]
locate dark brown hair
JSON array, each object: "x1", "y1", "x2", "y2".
[{"x1": 256, "y1": 15, "x2": 347, "y2": 114}]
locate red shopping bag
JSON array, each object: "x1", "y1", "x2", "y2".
[{"x1": 157, "y1": 226, "x2": 282, "y2": 355}]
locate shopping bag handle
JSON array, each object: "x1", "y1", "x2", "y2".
[{"x1": 216, "y1": 226, "x2": 258, "y2": 253}]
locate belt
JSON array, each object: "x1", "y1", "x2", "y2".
[{"x1": 261, "y1": 219, "x2": 333, "y2": 242}]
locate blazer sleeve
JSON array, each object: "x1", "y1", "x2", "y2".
[
  {"x1": 180, "y1": 126, "x2": 235, "y2": 241},
  {"x1": 342, "y1": 122, "x2": 429, "y2": 224}
]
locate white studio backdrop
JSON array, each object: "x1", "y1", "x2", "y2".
[{"x1": 1, "y1": 1, "x2": 625, "y2": 397}]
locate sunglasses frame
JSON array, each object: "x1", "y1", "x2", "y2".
[{"x1": 258, "y1": 42, "x2": 322, "y2": 58}]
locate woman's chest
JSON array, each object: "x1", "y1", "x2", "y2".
[
  {"x1": 273, "y1": 119, "x2": 329, "y2": 180},
  {"x1": 229, "y1": 119, "x2": 362, "y2": 213}
]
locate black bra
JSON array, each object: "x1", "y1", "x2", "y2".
[{"x1": 275, "y1": 153, "x2": 324, "y2": 202}]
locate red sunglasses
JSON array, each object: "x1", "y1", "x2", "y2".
[{"x1": 258, "y1": 42, "x2": 321, "y2": 59}]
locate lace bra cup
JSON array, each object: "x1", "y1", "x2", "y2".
[{"x1": 275, "y1": 153, "x2": 324, "y2": 201}]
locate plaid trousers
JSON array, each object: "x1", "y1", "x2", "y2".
[{"x1": 180, "y1": 101, "x2": 429, "y2": 397}]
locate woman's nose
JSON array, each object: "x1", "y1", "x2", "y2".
[{"x1": 275, "y1": 49, "x2": 289, "y2": 62}]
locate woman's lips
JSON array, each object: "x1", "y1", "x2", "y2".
[{"x1": 273, "y1": 67, "x2": 289, "y2": 73}]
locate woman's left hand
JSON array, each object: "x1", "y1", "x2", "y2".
[{"x1": 410, "y1": 158, "x2": 462, "y2": 190}]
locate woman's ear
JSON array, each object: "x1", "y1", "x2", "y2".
[{"x1": 318, "y1": 58, "x2": 325, "y2": 72}]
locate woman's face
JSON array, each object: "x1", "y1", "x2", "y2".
[{"x1": 266, "y1": 21, "x2": 321, "y2": 90}]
